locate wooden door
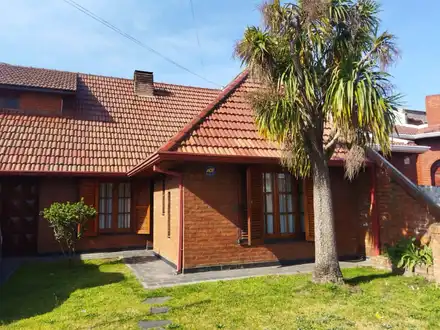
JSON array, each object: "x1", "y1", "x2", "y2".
[{"x1": 0, "y1": 179, "x2": 39, "y2": 256}]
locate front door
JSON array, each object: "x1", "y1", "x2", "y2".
[{"x1": 0, "y1": 179, "x2": 39, "y2": 256}]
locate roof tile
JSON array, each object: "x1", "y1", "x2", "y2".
[
  {"x1": 0, "y1": 63, "x2": 77, "y2": 91},
  {"x1": 0, "y1": 65, "x2": 219, "y2": 173}
]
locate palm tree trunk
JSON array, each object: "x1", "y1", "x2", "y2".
[{"x1": 310, "y1": 149, "x2": 343, "y2": 284}]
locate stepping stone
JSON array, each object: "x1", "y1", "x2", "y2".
[
  {"x1": 143, "y1": 296, "x2": 171, "y2": 304},
  {"x1": 138, "y1": 320, "x2": 171, "y2": 329},
  {"x1": 150, "y1": 306, "x2": 170, "y2": 314}
]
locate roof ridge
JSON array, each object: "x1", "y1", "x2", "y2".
[
  {"x1": 0, "y1": 62, "x2": 220, "y2": 91},
  {"x1": 0, "y1": 62, "x2": 77, "y2": 76},
  {"x1": 158, "y1": 70, "x2": 249, "y2": 152},
  {"x1": 80, "y1": 72, "x2": 221, "y2": 91}
]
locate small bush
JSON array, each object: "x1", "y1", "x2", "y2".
[
  {"x1": 384, "y1": 237, "x2": 433, "y2": 272},
  {"x1": 41, "y1": 198, "x2": 96, "y2": 260}
]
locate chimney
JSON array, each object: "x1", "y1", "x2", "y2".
[
  {"x1": 134, "y1": 70, "x2": 154, "y2": 97},
  {"x1": 426, "y1": 95, "x2": 440, "y2": 126}
]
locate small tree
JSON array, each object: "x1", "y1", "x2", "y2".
[{"x1": 41, "y1": 198, "x2": 96, "y2": 262}]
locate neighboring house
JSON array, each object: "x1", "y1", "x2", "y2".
[
  {"x1": 395, "y1": 97, "x2": 440, "y2": 186},
  {"x1": 0, "y1": 63, "x2": 437, "y2": 273}
]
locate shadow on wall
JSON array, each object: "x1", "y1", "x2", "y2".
[
  {"x1": 182, "y1": 163, "x2": 367, "y2": 267},
  {"x1": 0, "y1": 259, "x2": 124, "y2": 325}
]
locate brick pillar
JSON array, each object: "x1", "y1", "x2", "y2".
[{"x1": 430, "y1": 223, "x2": 440, "y2": 284}]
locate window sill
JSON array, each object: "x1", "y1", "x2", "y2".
[
  {"x1": 263, "y1": 237, "x2": 309, "y2": 245},
  {"x1": 96, "y1": 231, "x2": 135, "y2": 236}
]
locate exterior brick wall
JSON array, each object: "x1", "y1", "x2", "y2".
[
  {"x1": 38, "y1": 177, "x2": 78, "y2": 253},
  {"x1": 375, "y1": 167, "x2": 436, "y2": 249},
  {"x1": 153, "y1": 175, "x2": 180, "y2": 265},
  {"x1": 390, "y1": 153, "x2": 418, "y2": 184},
  {"x1": 426, "y1": 95, "x2": 440, "y2": 126},
  {"x1": 20, "y1": 92, "x2": 62, "y2": 116},
  {"x1": 38, "y1": 177, "x2": 147, "y2": 254},
  {"x1": 416, "y1": 138, "x2": 440, "y2": 185},
  {"x1": 182, "y1": 163, "x2": 365, "y2": 270},
  {"x1": 430, "y1": 223, "x2": 440, "y2": 284}
]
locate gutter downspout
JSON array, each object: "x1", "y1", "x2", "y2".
[
  {"x1": 153, "y1": 165, "x2": 184, "y2": 274},
  {"x1": 370, "y1": 165, "x2": 380, "y2": 256}
]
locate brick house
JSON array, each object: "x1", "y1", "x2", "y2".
[
  {"x1": 395, "y1": 98, "x2": 440, "y2": 187},
  {"x1": 0, "y1": 63, "x2": 437, "y2": 273}
]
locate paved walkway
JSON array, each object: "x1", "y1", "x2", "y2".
[{"x1": 125, "y1": 255, "x2": 372, "y2": 289}]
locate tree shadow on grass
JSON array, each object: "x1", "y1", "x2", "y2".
[
  {"x1": 0, "y1": 259, "x2": 125, "y2": 325},
  {"x1": 345, "y1": 271, "x2": 398, "y2": 286}
]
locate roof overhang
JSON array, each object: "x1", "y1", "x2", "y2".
[
  {"x1": 0, "y1": 84, "x2": 76, "y2": 95},
  {"x1": 128, "y1": 151, "x2": 373, "y2": 177},
  {"x1": 393, "y1": 132, "x2": 440, "y2": 140},
  {"x1": 0, "y1": 170, "x2": 126, "y2": 177},
  {"x1": 375, "y1": 144, "x2": 431, "y2": 153}
]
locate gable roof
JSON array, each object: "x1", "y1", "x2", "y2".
[
  {"x1": 160, "y1": 72, "x2": 348, "y2": 159},
  {"x1": 127, "y1": 72, "x2": 426, "y2": 176},
  {"x1": 0, "y1": 64, "x2": 219, "y2": 174},
  {"x1": 0, "y1": 63, "x2": 77, "y2": 92}
]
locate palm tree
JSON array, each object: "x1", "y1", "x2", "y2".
[{"x1": 235, "y1": 0, "x2": 400, "y2": 283}]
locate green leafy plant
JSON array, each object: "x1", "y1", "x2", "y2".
[
  {"x1": 41, "y1": 198, "x2": 96, "y2": 261},
  {"x1": 384, "y1": 237, "x2": 433, "y2": 272}
]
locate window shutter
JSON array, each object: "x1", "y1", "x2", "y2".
[
  {"x1": 133, "y1": 180, "x2": 151, "y2": 234},
  {"x1": 246, "y1": 166, "x2": 264, "y2": 245},
  {"x1": 304, "y1": 177, "x2": 315, "y2": 241},
  {"x1": 79, "y1": 179, "x2": 98, "y2": 237}
]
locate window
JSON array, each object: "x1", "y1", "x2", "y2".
[
  {"x1": 99, "y1": 183, "x2": 113, "y2": 229},
  {"x1": 118, "y1": 183, "x2": 131, "y2": 229},
  {"x1": 98, "y1": 182, "x2": 131, "y2": 231},
  {"x1": 0, "y1": 96, "x2": 19, "y2": 109},
  {"x1": 162, "y1": 178, "x2": 166, "y2": 215},
  {"x1": 262, "y1": 172, "x2": 305, "y2": 238},
  {"x1": 167, "y1": 191, "x2": 171, "y2": 238}
]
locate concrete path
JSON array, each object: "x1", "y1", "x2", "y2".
[{"x1": 126, "y1": 256, "x2": 372, "y2": 289}]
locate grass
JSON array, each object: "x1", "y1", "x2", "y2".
[{"x1": 1, "y1": 260, "x2": 440, "y2": 329}]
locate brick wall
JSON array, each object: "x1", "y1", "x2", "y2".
[
  {"x1": 182, "y1": 163, "x2": 365, "y2": 270},
  {"x1": 38, "y1": 177, "x2": 147, "y2": 254},
  {"x1": 426, "y1": 95, "x2": 440, "y2": 126},
  {"x1": 20, "y1": 92, "x2": 63, "y2": 116},
  {"x1": 38, "y1": 177, "x2": 78, "y2": 253},
  {"x1": 416, "y1": 138, "x2": 440, "y2": 185},
  {"x1": 430, "y1": 223, "x2": 440, "y2": 283},
  {"x1": 375, "y1": 167, "x2": 436, "y2": 249},
  {"x1": 390, "y1": 153, "x2": 418, "y2": 184},
  {"x1": 153, "y1": 175, "x2": 180, "y2": 265}
]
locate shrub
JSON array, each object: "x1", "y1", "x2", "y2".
[
  {"x1": 41, "y1": 199, "x2": 96, "y2": 260},
  {"x1": 384, "y1": 237, "x2": 433, "y2": 272}
]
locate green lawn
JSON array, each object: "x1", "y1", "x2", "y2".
[{"x1": 1, "y1": 259, "x2": 439, "y2": 329}]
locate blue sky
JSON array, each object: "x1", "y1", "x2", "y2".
[{"x1": 0, "y1": 0, "x2": 438, "y2": 110}]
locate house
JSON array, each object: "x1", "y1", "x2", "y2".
[
  {"x1": 0, "y1": 63, "x2": 438, "y2": 273},
  {"x1": 395, "y1": 98, "x2": 440, "y2": 187}
]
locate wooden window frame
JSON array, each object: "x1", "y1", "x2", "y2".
[
  {"x1": 98, "y1": 180, "x2": 132, "y2": 233},
  {"x1": 162, "y1": 177, "x2": 166, "y2": 216},
  {"x1": 263, "y1": 172, "x2": 304, "y2": 239},
  {"x1": 167, "y1": 191, "x2": 171, "y2": 238}
]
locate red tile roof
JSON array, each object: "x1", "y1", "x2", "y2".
[
  {"x1": 166, "y1": 72, "x2": 347, "y2": 160},
  {"x1": 0, "y1": 66, "x2": 219, "y2": 174},
  {"x1": 0, "y1": 63, "x2": 77, "y2": 92},
  {"x1": 0, "y1": 63, "x2": 424, "y2": 175}
]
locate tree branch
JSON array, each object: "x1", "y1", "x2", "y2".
[{"x1": 324, "y1": 130, "x2": 340, "y2": 151}]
